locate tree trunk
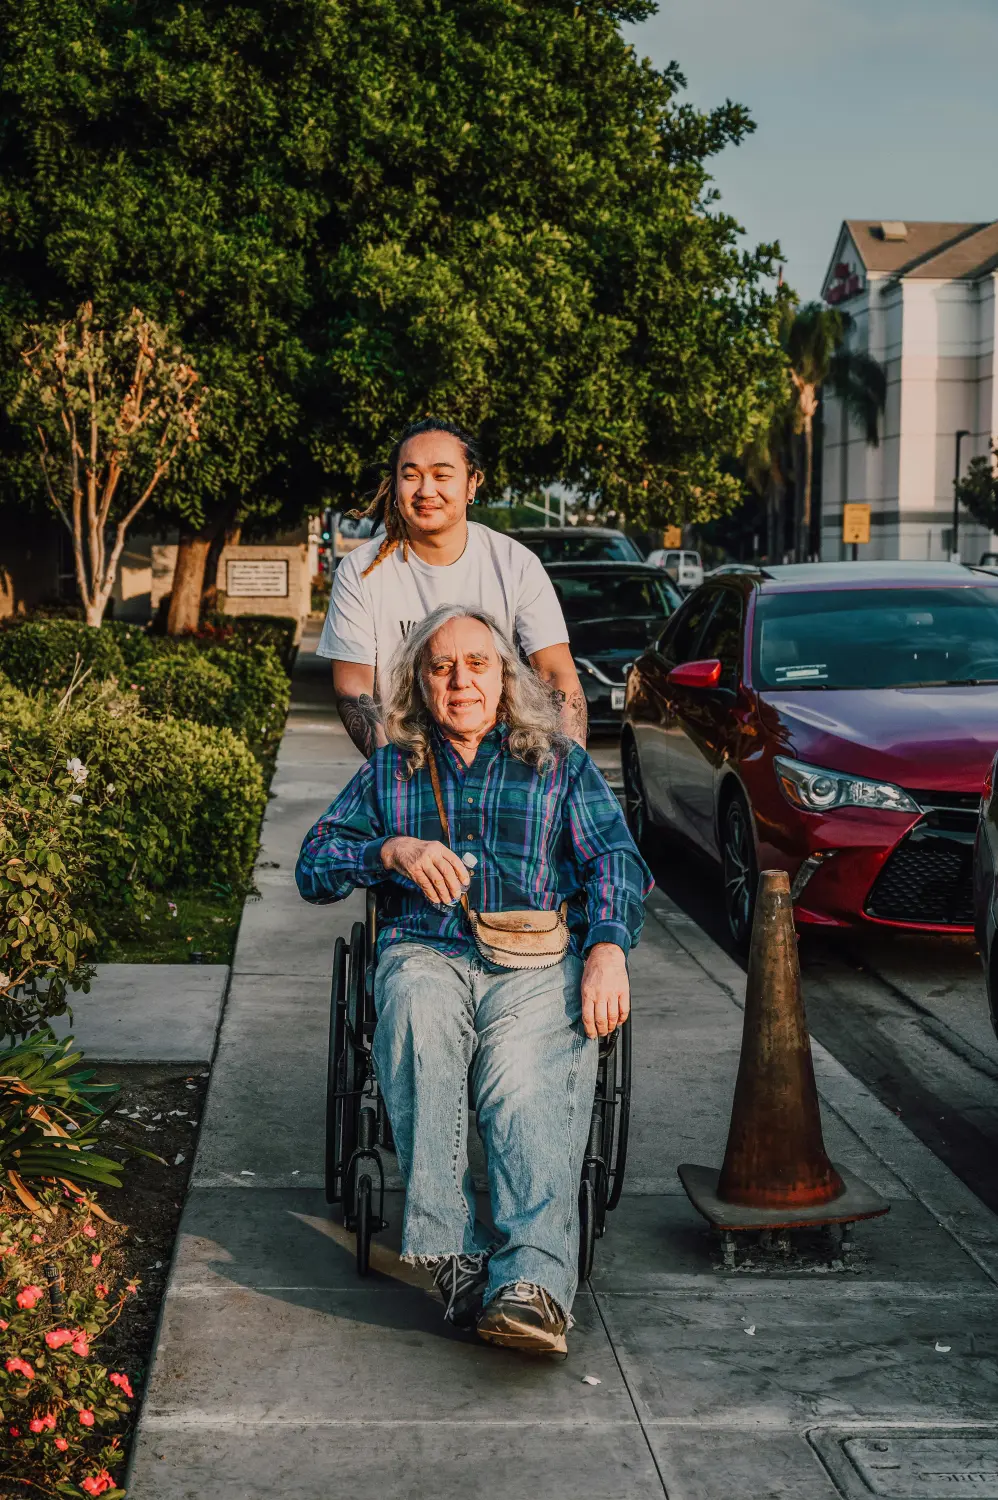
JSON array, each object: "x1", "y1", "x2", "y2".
[
  {"x1": 166, "y1": 525, "x2": 215, "y2": 635},
  {"x1": 201, "y1": 521, "x2": 241, "y2": 616},
  {"x1": 802, "y1": 418, "x2": 814, "y2": 559}
]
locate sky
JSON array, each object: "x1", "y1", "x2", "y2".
[{"x1": 622, "y1": 0, "x2": 998, "y2": 300}]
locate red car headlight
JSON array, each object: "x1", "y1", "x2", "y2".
[{"x1": 774, "y1": 755, "x2": 920, "y2": 815}]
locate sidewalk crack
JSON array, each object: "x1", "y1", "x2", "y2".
[{"x1": 590, "y1": 1288, "x2": 670, "y2": 1497}]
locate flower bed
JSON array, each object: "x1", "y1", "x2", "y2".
[{"x1": 0, "y1": 1060, "x2": 208, "y2": 1497}]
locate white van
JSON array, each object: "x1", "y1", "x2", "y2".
[{"x1": 645, "y1": 548, "x2": 704, "y2": 593}]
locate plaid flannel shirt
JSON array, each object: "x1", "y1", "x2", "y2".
[{"x1": 296, "y1": 725, "x2": 653, "y2": 962}]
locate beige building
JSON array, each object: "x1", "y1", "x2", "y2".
[{"x1": 820, "y1": 219, "x2": 998, "y2": 561}]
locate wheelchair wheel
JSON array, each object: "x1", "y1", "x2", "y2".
[
  {"x1": 605, "y1": 1018, "x2": 631, "y2": 1213},
  {"x1": 341, "y1": 922, "x2": 368, "y2": 1219},
  {"x1": 325, "y1": 937, "x2": 350, "y2": 1205},
  {"x1": 355, "y1": 1173, "x2": 373, "y2": 1276},
  {"x1": 578, "y1": 1175, "x2": 596, "y2": 1283}
]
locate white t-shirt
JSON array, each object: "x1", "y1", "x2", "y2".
[{"x1": 316, "y1": 522, "x2": 569, "y2": 690}]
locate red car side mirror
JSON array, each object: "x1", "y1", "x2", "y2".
[{"x1": 667, "y1": 658, "x2": 722, "y2": 689}]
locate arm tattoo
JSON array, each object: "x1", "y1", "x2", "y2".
[
  {"x1": 335, "y1": 692, "x2": 383, "y2": 758},
  {"x1": 551, "y1": 688, "x2": 588, "y2": 748}
]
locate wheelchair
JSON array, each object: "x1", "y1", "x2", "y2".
[{"x1": 325, "y1": 892, "x2": 632, "y2": 1279}]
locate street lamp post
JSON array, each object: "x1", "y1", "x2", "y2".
[{"x1": 951, "y1": 429, "x2": 971, "y2": 562}]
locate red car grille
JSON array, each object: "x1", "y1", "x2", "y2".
[{"x1": 865, "y1": 830, "x2": 975, "y2": 927}]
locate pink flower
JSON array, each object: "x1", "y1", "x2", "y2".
[
  {"x1": 29, "y1": 1417, "x2": 45, "y2": 1433},
  {"x1": 9, "y1": 1425, "x2": 19, "y2": 1437},
  {"x1": 5, "y1": 1356, "x2": 35, "y2": 1380},
  {"x1": 71, "y1": 1335, "x2": 90, "y2": 1357},
  {"x1": 81, "y1": 1471, "x2": 114, "y2": 1496},
  {"x1": 0, "y1": 1320, "x2": 7, "y2": 1330},
  {"x1": 30, "y1": 1233, "x2": 43, "y2": 1244},
  {"x1": 78, "y1": 1408, "x2": 95, "y2": 1427},
  {"x1": 16, "y1": 1284, "x2": 43, "y2": 1309},
  {"x1": 95, "y1": 1282, "x2": 109, "y2": 1299},
  {"x1": 82, "y1": 1224, "x2": 97, "y2": 1239},
  {"x1": 108, "y1": 1372, "x2": 134, "y2": 1398},
  {"x1": 90, "y1": 1253, "x2": 101, "y2": 1268},
  {"x1": 54, "y1": 1437, "x2": 68, "y2": 1451},
  {"x1": 46, "y1": 1328, "x2": 74, "y2": 1349},
  {"x1": 125, "y1": 1281, "x2": 138, "y2": 1296}
]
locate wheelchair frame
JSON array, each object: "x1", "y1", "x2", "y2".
[{"x1": 325, "y1": 892, "x2": 632, "y2": 1279}]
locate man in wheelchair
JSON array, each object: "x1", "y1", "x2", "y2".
[{"x1": 297, "y1": 605, "x2": 651, "y2": 1356}]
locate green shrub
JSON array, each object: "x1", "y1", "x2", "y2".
[
  {"x1": 131, "y1": 650, "x2": 236, "y2": 731},
  {"x1": 1, "y1": 1187, "x2": 135, "y2": 1498},
  {"x1": 197, "y1": 611, "x2": 297, "y2": 671},
  {"x1": 127, "y1": 641, "x2": 289, "y2": 758},
  {"x1": 0, "y1": 1029, "x2": 152, "y2": 1197},
  {"x1": 0, "y1": 693, "x2": 102, "y2": 1038},
  {"x1": 1, "y1": 687, "x2": 266, "y2": 960},
  {"x1": 201, "y1": 643, "x2": 290, "y2": 756},
  {"x1": 174, "y1": 718, "x2": 267, "y2": 883},
  {"x1": 0, "y1": 622, "x2": 125, "y2": 694}
]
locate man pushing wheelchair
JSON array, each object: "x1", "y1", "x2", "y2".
[{"x1": 296, "y1": 605, "x2": 651, "y2": 1356}]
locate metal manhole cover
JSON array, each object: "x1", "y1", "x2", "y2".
[{"x1": 810, "y1": 1428, "x2": 998, "y2": 1498}]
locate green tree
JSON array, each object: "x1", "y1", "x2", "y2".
[
  {"x1": 10, "y1": 302, "x2": 202, "y2": 626},
  {"x1": 0, "y1": 0, "x2": 787, "y2": 612},
  {"x1": 955, "y1": 443, "x2": 998, "y2": 535},
  {"x1": 783, "y1": 301, "x2": 886, "y2": 559}
]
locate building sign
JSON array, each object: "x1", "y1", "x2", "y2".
[
  {"x1": 662, "y1": 526, "x2": 683, "y2": 548},
  {"x1": 226, "y1": 558, "x2": 289, "y2": 598},
  {"x1": 842, "y1": 504, "x2": 871, "y2": 545}
]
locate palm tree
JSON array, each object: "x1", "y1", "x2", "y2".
[{"x1": 783, "y1": 302, "x2": 887, "y2": 560}]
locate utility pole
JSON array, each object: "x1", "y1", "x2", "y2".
[{"x1": 951, "y1": 429, "x2": 970, "y2": 562}]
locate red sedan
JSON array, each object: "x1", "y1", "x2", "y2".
[{"x1": 621, "y1": 562, "x2": 998, "y2": 948}]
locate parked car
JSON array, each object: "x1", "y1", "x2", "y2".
[
  {"x1": 622, "y1": 562, "x2": 998, "y2": 948},
  {"x1": 973, "y1": 755, "x2": 998, "y2": 1040},
  {"x1": 509, "y1": 527, "x2": 644, "y2": 564},
  {"x1": 546, "y1": 562, "x2": 681, "y2": 728},
  {"x1": 645, "y1": 548, "x2": 704, "y2": 592}
]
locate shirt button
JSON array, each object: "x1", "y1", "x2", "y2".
[
  {"x1": 467, "y1": 797, "x2": 474, "y2": 805},
  {"x1": 466, "y1": 833, "x2": 474, "y2": 841}
]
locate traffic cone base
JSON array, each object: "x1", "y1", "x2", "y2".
[{"x1": 678, "y1": 1162, "x2": 888, "y2": 1233}]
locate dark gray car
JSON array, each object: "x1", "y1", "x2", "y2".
[{"x1": 545, "y1": 562, "x2": 681, "y2": 728}]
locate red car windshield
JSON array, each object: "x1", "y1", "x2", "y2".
[{"x1": 753, "y1": 587, "x2": 998, "y2": 689}]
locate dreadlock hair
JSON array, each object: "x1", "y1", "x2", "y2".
[{"x1": 350, "y1": 417, "x2": 485, "y2": 578}]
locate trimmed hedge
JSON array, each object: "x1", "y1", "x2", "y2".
[
  {"x1": 1, "y1": 678, "x2": 266, "y2": 1021},
  {"x1": 0, "y1": 621, "x2": 126, "y2": 693}
]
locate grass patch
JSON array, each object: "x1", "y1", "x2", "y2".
[{"x1": 98, "y1": 883, "x2": 252, "y2": 965}]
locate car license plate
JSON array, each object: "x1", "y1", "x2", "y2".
[{"x1": 611, "y1": 688, "x2": 625, "y2": 710}]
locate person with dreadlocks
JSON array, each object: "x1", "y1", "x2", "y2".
[{"x1": 316, "y1": 419, "x2": 587, "y2": 757}]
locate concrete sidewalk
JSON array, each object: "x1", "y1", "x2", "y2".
[{"x1": 128, "y1": 634, "x2": 998, "y2": 1499}]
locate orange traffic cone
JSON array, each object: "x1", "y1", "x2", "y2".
[{"x1": 679, "y1": 869, "x2": 889, "y2": 1231}]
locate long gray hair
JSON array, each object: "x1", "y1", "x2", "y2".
[{"x1": 383, "y1": 604, "x2": 570, "y2": 775}]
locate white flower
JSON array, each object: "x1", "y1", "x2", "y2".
[
  {"x1": 68, "y1": 793, "x2": 83, "y2": 805},
  {"x1": 65, "y1": 757, "x2": 88, "y2": 786},
  {"x1": 0, "y1": 973, "x2": 9, "y2": 990},
  {"x1": 105, "y1": 783, "x2": 115, "y2": 795}
]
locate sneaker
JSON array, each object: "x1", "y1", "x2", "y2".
[
  {"x1": 476, "y1": 1281, "x2": 570, "y2": 1356},
  {"x1": 432, "y1": 1255, "x2": 490, "y2": 1330}
]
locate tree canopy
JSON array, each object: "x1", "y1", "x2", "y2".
[{"x1": 0, "y1": 0, "x2": 788, "y2": 534}]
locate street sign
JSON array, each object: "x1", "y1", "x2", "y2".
[
  {"x1": 662, "y1": 526, "x2": 682, "y2": 548},
  {"x1": 842, "y1": 504, "x2": 871, "y2": 546}
]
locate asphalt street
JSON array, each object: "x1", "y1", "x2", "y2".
[{"x1": 589, "y1": 732, "x2": 998, "y2": 1220}]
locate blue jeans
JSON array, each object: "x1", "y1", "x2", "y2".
[{"x1": 373, "y1": 943, "x2": 598, "y2": 1316}]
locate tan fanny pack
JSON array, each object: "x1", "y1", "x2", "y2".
[{"x1": 427, "y1": 749, "x2": 570, "y2": 971}]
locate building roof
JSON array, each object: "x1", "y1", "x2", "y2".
[{"x1": 843, "y1": 220, "x2": 998, "y2": 281}]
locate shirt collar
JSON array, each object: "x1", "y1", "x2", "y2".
[{"x1": 430, "y1": 720, "x2": 508, "y2": 769}]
